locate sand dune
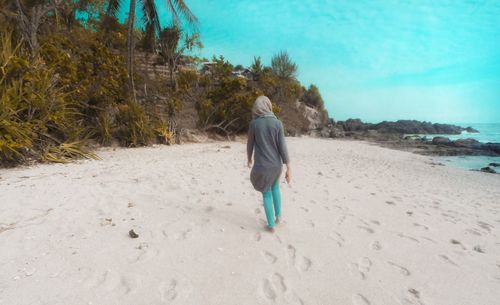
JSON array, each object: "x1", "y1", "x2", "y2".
[{"x1": 1, "y1": 137, "x2": 499, "y2": 305}]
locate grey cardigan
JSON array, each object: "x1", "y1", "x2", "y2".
[{"x1": 247, "y1": 114, "x2": 290, "y2": 192}]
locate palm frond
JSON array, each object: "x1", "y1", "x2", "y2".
[
  {"x1": 141, "y1": 0, "x2": 161, "y2": 36},
  {"x1": 106, "y1": 0, "x2": 122, "y2": 16},
  {"x1": 163, "y1": 0, "x2": 198, "y2": 26}
]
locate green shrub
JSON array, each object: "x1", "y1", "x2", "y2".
[
  {"x1": 0, "y1": 31, "x2": 93, "y2": 165},
  {"x1": 115, "y1": 100, "x2": 154, "y2": 147},
  {"x1": 301, "y1": 84, "x2": 325, "y2": 109}
]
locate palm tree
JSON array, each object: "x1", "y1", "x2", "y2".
[{"x1": 106, "y1": 0, "x2": 198, "y2": 100}]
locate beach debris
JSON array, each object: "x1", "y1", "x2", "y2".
[
  {"x1": 128, "y1": 202, "x2": 135, "y2": 208},
  {"x1": 317, "y1": 171, "x2": 323, "y2": 176},
  {"x1": 221, "y1": 145, "x2": 231, "y2": 149},
  {"x1": 406, "y1": 211, "x2": 413, "y2": 216},
  {"x1": 129, "y1": 229, "x2": 139, "y2": 238}
]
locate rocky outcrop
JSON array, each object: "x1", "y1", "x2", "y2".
[
  {"x1": 336, "y1": 119, "x2": 476, "y2": 135},
  {"x1": 465, "y1": 126, "x2": 479, "y2": 133},
  {"x1": 482, "y1": 143, "x2": 500, "y2": 154},
  {"x1": 480, "y1": 167, "x2": 497, "y2": 174},
  {"x1": 315, "y1": 118, "x2": 498, "y2": 157},
  {"x1": 432, "y1": 136, "x2": 452, "y2": 145}
]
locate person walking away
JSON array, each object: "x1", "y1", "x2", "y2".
[{"x1": 247, "y1": 96, "x2": 291, "y2": 232}]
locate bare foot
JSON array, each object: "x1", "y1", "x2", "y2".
[
  {"x1": 275, "y1": 217, "x2": 281, "y2": 225},
  {"x1": 266, "y1": 226, "x2": 275, "y2": 233}
]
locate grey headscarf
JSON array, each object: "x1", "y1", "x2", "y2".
[{"x1": 252, "y1": 96, "x2": 274, "y2": 119}]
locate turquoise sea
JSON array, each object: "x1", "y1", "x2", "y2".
[
  {"x1": 430, "y1": 123, "x2": 500, "y2": 143},
  {"x1": 433, "y1": 123, "x2": 500, "y2": 171}
]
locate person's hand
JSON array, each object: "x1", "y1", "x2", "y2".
[
  {"x1": 285, "y1": 167, "x2": 291, "y2": 184},
  {"x1": 247, "y1": 159, "x2": 252, "y2": 168}
]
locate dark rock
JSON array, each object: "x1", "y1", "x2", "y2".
[
  {"x1": 339, "y1": 118, "x2": 366, "y2": 132},
  {"x1": 480, "y1": 167, "x2": 496, "y2": 174},
  {"x1": 129, "y1": 229, "x2": 139, "y2": 238},
  {"x1": 330, "y1": 126, "x2": 345, "y2": 138},
  {"x1": 482, "y1": 143, "x2": 500, "y2": 154},
  {"x1": 452, "y1": 138, "x2": 481, "y2": 149},
  {"x1": 489, "y1": 162, "x2": 500, "y2": 167},
  {"x1": 432, "y1": 136, "x2": 452, "y2": 145},
  {"x1": 336, "y1": 119, "x2": 472, "y2": 135},
  {"x1": 465, "y1": 126, "x2": 479, "y2": 133}
]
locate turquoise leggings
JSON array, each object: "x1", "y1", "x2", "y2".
[{"x1": 262, "y1": 180, "x2": 281, "y2": 228}]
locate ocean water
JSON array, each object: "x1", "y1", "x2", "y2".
[
  {"x1": 439, "y1": 155, "x2": 500, "y2": 171},
  {"x1": 427, "y1": 123, "x2": 500, "y2": 143},
  {"x1": 431, "y1": 123, "x2": 500, "y2": 171}
]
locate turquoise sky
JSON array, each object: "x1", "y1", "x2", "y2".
[{"x1": 145, "y1": 1, "x2": 500, "y2": 123}]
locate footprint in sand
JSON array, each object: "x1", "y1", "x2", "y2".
[
  {"x1": 329, "y1": 232, "x2": 345, "y2": 247},
  {"x1": 84, "y1": 270, "x2": 134, "y2": 295},
  {"x1": 413, "y1": 223, "x2": 429, "y2": 230},
  {"x1": 128, "y1": 243, "x2": 160, "y2": 264},
  {"x1": 400, "y1": 288, "x2": 422, "y2": 305},
  {"x1": 262, "y1": 251, "x2": 278, "y2": 264},
  {"x1": 397, "y1": 233, "x2": 419, "y2": 243},
  {"x1": 337, "y1": 215, "x2": 347, "y2": 226},
  {"x1": 352, "y1": 293, "x2": 371, "y2": 305},
  {"x1": 358, "y1": 226, "x2": 375, "y2": 234},
  {"x1": 358, "y1": 257, "x2": 372, "y2": 274},
  {"x1": 287, "y1": 245, "x2": 297, "y2": 266},
  {"x1": 439, "y1": 254, "x2": 458, "y2": 266},
  {"x1": 261, "y1": 273, "x2": 288, "y2": 301},
  {"x1": 83, "y1": 269, "x2": 108, "y2": 289},
  {"x1": 369, "y1": 241, "x2": 382, "y2": 250},
  {"x1": 387, "y1": 261, "x2": 411, "y2": 276},
  {"x1": 477, "y1": 221, "x2": 493, "y2": 232},
  {"x1": 348, "y1": 257, "x2": 371, "y2": 281},
  {"x1": 204, "y1": 206, "x2": 215, "y2": 213},
  {"x1": 173, "y1": 229, "x2": 192, "y2": 241},
  {"x1": 262, "y1": 278, "x2": 277, "y2": 301},
  {"x1": 299, "y1": 257, "x2": 312, "y2": 272},
  {"x1": 450, "y1": 239, "x2": 466, "y2": 250},
  {"x1": 286, "y1": 244, "x2": 312, "y2": 273},
  {"x1": 159, "y1": 279, "x2": 178, "y2": 301}
]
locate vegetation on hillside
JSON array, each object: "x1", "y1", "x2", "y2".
[{"x1": 0, "y1": 0, "x2": 329, "y2": 167}]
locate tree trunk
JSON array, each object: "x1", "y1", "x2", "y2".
[{"x1": 126, "y1": 0, "x2": 137, "y2": 102}]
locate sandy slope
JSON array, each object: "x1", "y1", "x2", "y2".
[{"x1": 1, "y1": 137, "x2": 499, "y2": 305}]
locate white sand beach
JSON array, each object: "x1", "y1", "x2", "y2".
[{"x1": 1, "y1": 137, "x2": 499, "y2": 305}]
